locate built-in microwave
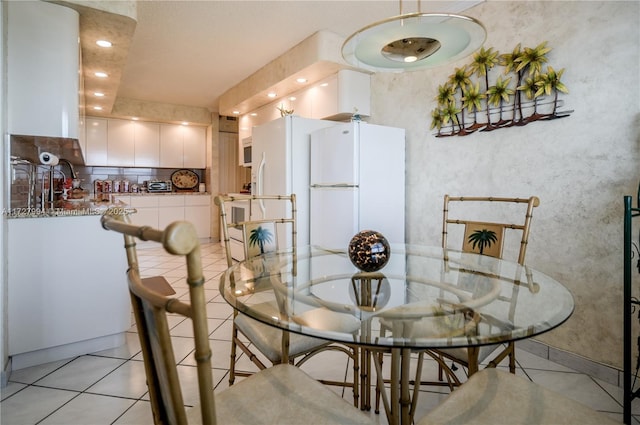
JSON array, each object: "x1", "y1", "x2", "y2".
[{"x1": 242, "y1": 137, "x2": 252, "y2": 167}]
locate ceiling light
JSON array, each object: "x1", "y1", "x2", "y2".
[
  {"x1": 94, "y1": 92, "x2": 105, "y2": 97},
  {"x1": 289, "y1": 96, "x2": 297, "y2": 101},
  {"x1": 296, "y1": 78, "x2": 308, "y2": 83},
  {"x1": 250, "y1": 113, "x2": 258, "y2": 117},
  {"x1": 342, "y1": 3, "x2": 486, "y2": 72},
  {"x1": 93, "y1": 106, "x2": 103, "y2": 111},
  {"x1": 96, "y1": 40, "x2": 112, "y2": 48},
  {"x1": 94, "y1": 71, "x2": 108, "y2": 78},
  {"x1": 132, "y1": 117, "x2": 139, "y2": 121},
  {"x1": 232, "y1": 110, "x2": 240, "y2": 115},
  {"x1": 267, "y1": 92, "x2": 277, "y2": 98},
  {"x1": 181, "y1": 122, "x2": 189, "y2": 126}
]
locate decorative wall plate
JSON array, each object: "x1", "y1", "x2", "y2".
[{"x1": 171, "y1": 169, "x2": 199, "y2": 190}]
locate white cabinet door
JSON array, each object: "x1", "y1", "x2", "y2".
[
  {"x1": 311, "y1": 75, "x2": 338, "y2": 119},
  {"x1": 107, "y1": 119, "x2": 135, "y2": 167},
  {"x1": 160, "y1": 124, "x2": 184, "y2": 168},
  {"x1": 7, "y1": 1, "x2": 79, "y2": 139},
  {"x1": 134, "y1": 122, "x2": 160, "y2": 167},
  {"x1": 158, "y1": 195, "x2": 185, "y2": 229},
  {"x1": 185, "y1": 195, "x2": 211, "y2": 238},
  {"x1": 85, "y1": 117, "x2": 108, "y2": 166},
  {"x1": 129, "y1": 195, "x2": 159, "y2": 227},
  {"x1": 183, "y1": 126, "x2": 206, "y2": 169},
  {"x1": 185, "y1": 205, "x2": 211, "y2": 238},
  {"x1": 130, "y1": 207, "x2": 159, "y2": 228}
]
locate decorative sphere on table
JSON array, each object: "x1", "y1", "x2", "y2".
[{"x1": 348, "y1": 230, "x2": 391, "y2": 272}]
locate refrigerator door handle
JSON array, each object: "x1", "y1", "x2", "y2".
[
  {"x1": 257, "y1": 152, "x2": 266, "y2": 216},
  {"x1": 310, "y1": 184, "x2": 359, "y2": 188}
]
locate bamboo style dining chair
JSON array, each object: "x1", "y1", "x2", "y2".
[
  {"x1": 431, "y1": 195, "x2": 540, "y2": 381},
  {"x1": 375, "y1": 195, "x2": 540, "y2": 414},
  {"x1": 214, "y1": 194, "x2": 362, "y2": 408},
  {"x1": 101, "y1": 211, "x2": 374, "y2": 425}
]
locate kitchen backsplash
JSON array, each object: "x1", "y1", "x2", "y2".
[{"x1": 10, "y1": 164, "x2": 204, "y2": 209}]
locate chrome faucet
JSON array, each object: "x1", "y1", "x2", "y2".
[{"x1": 58, "y1": 158, "x2": 78, "y2": 180}]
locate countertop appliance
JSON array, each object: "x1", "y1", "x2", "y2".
[
  {"x1": 251, "y1": 116, "x2": 337, "y2": 247},
  {"x1": 146, "y1": 180, "x2": 172, "y2": 192},
  {"x1": 309, "y1": 121, "x2": 405, "y2": 250}
]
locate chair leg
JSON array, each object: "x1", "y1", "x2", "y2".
[
  {"x1": 508, "y1": 343, "x2": 516, "y2": 373},
  {"x1": 353, "y1": 346, "x2": 360, "y2": 409},
  {"x1": 374, "y1": 351, "x2": 383, "y2": 414},
  {"x1": 229, "y1": 324, "x2": 239, "y2": 385}
]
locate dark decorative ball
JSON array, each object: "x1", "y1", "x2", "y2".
[{"x1": 348, "y1": 230, "x2": 391, "y2": 272}]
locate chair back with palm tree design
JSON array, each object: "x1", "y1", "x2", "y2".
[
  {"x1": 215, "y1": 194, "x2": 297, "y2": 266},
  {"x1": 443, "y1": 195, "x2": 540, "y2": 264}
]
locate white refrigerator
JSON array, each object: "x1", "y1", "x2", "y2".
[
  {"x1": 251, "y1": 115, "x2": 338, "y2": 248},
  {"x1": 309, "y1": 121, "x2": 405, "y2": 250}
]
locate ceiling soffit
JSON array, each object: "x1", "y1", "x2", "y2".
[{"x1": 219, "y1": 30, "x2": 361, "y2": 117}]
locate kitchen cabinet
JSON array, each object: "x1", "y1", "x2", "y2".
[
  {"x1": 183, "y1": 126, "x2": 207, "y2": 169},
  {"x1": 85, "y1": 117, "x2": 108, "y2": 166},
  {"x1": 7, "y1": 1, "x2": 79, "y2": 139},
  {"x1": 134, "y1": 121, "x2": 161, "y2": 167},
  {"x1": 126, "y1": 194, "x2": 211, "y2": 238},
  {"x1": 160, "y1": 124, "x2": 207, "y2": 169},
  {"x1": 160, "y1": 124, "x2": 184, "y2": 168},
  {"x1": 185, "y1": 195, "x2": 212, "y2": 239},
  {"x1": 311, "y1": 70, "x2": 370, "y2": 120},
  {"x1": 84, "y1": 117, "x2": 161, "y2": 167},
  {"x1": 107, "y1": 119, "x2": 135, "y2": 167},
  {"x1": 158, "y1": 195, "x2": 185, "y2": 229},
  {"x1": 8, "y1": 215, "x2": 130, "y2": 368}
]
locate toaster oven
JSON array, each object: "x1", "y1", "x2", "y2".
[{"x1": 146, "y1": 180, "x2": 172, "y2": 192}]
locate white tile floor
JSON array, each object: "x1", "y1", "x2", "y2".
[{"x1": 1, "y1": 241, "x2": 635, "y2": 424}]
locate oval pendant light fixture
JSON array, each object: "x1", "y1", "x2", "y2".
[{"x1": 342, "y1": 2, "x2": 486, "y2": 72}]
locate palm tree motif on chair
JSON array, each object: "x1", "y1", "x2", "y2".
[
  {"x1": 467, "y1": 229, "x2": 498, "y2": 255},
  {"x1": 249, "y1": 226, "x2": 274, "y2": 254}
]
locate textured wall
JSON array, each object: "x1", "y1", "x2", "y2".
[{"x1": 369, "y1": 1, "x2": 639, "y2": 369}]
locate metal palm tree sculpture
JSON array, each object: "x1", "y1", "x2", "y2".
[
  {"x1": 468, "y1": 229, "x2": 498, "y2": 255},
  {"x1": 249, "y1": 226, "x2": 274, "y2": 254}
]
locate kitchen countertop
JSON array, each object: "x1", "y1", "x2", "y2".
[{"x1": 6, "y1": 192, "x2": 211, "y2": 219}]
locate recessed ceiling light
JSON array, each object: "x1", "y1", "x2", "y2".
[
  {"x1": 93, "y1": 106, "x2": 103, "y2": 111},
  {"x1": 320, "y1": 83, "x2": 329, "y2": 87},
  {"x1": 250, "y1": 113, "x2": 258, "y2": 117},
  {"x1": 232, "y1": 110, "x2": 240, "y2": 115},
  {"x1": 267, "y1": 92, "x2": 277, "y2": 98},
  {"x1": 296, "y1": 78, "x2": 307, "y2": 83},
  {"x1": 94, "y1": 92, "x2": 105, "y2": 97},
  {"x1": 181, "y1": 122, "x2": 189, "y2": 126},
  {"x1": 96, "y1": 40, "x2": 112, "y2": 48},
  {"x1": 289, "y1": 97, "x2": 297, "y2": 101},
  {"x1": 132, "y1": 117, "x2": 139, "y2": 121},
  {"x1": 94, "y1": 71, "x2": 108, "y2": 78}
]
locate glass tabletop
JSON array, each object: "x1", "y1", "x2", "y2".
[{"x1": 219, "y1": 245, "x2": 574, "y2": 349}]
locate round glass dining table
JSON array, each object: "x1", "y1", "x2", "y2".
[{"x1": 219, "y1": 245, "x2": 575, "y2": 425}]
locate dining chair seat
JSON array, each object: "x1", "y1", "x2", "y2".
[
  {"x1": 187, "y1": 364, "x2": 374, "y2": 425},
  {"x1": 236, "y1": 302, "x2": 363, "y2": 363},
  {"x1": 417, "y1": 368, "x2": 618, "y2": 425}
]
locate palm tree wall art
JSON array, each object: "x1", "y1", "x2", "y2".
[{"x1": 430, "y1": 41, "x2": 571, "y2": 137}]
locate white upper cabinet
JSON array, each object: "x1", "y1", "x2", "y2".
[
  {"x1": 160, "y1": 124, "x2": 185, "y2": 168},
  {"x1": 161, "y1": 124, "x2": 206, "y2": 169},
  {"x1": 107, "y1": 119, "x2": 135, "y2": 167},
  {"x1": 85, "y1": 117, "x2": 108, "y2": 166},
  {"x1": 134, "y1": 122, "x2": 160, "y2": 167},
  {"x1": 311, "y1": 70, "x2": 371, "y2": 120},
  {"x1": 183, "y1": 126, "x2": 207, "y2": 169},
  {"x1": 7, "y1": 1, "x2": 79, "y2": 138},
  {"x1": 83, "y1": 118, "x2": 204, "y2": 168}
]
